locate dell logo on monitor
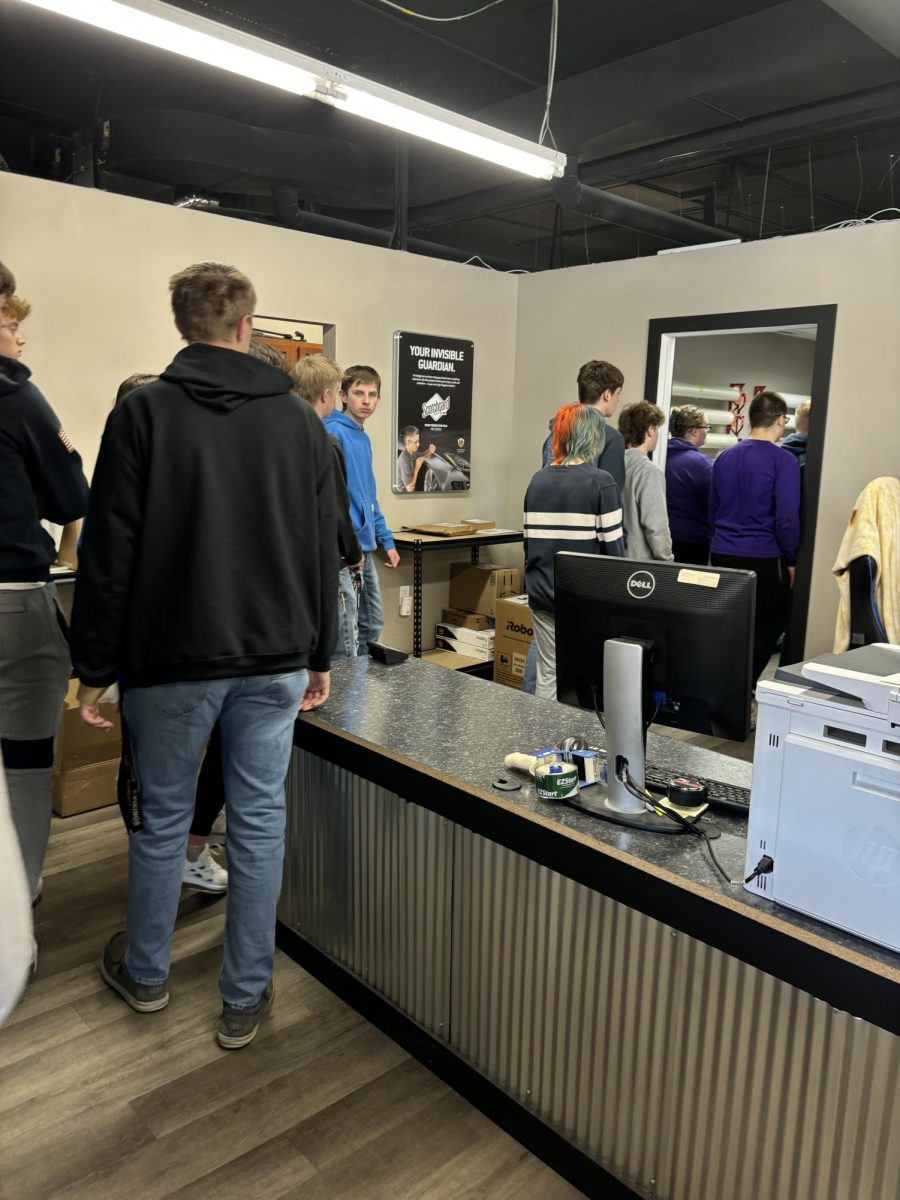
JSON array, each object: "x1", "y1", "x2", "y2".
[{"x1": 626, "y1": 570, "x2": 656, "y2": 600}]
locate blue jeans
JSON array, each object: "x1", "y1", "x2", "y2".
[
  {"x1": 122, "y1": 671, "x2": 307, "y2": 1007},
  {"x1": 333, "y1": 553, "x2": 385, "y2": 659},
  {"x1": 521, "y1": 640, "x2": 537, "y2": 695}
]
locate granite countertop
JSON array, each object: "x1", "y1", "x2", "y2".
[{"x1": 301, "y1": 656, "x2": 900, "y2": 981}]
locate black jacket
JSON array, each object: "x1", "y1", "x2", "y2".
[
  {"x1": 330, "y1": 436, "x2": 362, "y2": 567},
  {"x1": 0, "y1": 355, "x2": 89, "y2": 582},
  {"x1": 71, "y1": 343, "x2": 338, "y2": 688}
]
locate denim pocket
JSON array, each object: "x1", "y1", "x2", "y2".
[
  {"x1": 146, "y1": 682, "x2": 210, "y2": 718},
  {"x1": 265, "y1": 671, "x2": 306, "y2": 708}
]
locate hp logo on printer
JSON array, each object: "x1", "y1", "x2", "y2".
[
  {"x1": 626, "y1": 571, "x2": 656, "y2": 600},
  {"x1": 843, "y1": 824, "x2": 900, "y2": 885}
]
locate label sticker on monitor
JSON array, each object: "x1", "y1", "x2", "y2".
[{"x1": 677, "y1": 569, "x2": 721, "y2": 588}]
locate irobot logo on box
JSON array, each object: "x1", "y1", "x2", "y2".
[{"x1": 626, "y1": 570, "x2": 656, "y2": 600}]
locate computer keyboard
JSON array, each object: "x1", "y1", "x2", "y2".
[{"x1": 643, "y1": 765, "x2": 751, "y2": 816}]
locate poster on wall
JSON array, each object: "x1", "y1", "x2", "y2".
[{"x1": 391, "y1": 331, "x2": 474, "y2": 495}]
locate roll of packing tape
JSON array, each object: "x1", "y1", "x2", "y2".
[{"x1": 534, "y1": 761, "x2": 579, "y2": 801}]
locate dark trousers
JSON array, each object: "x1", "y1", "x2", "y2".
[
  {"x1": 190, "y1": 721, "x2": 224, "y2": 838},
  {"x1": 672, "y1": 539, "x2": 710, "y2": 565},
  {"x1": 711, "y1": 553, "x2": 790, "y2": 685}
]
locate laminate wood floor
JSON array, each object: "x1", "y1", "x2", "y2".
[{"x1": 3, "y1": 807, "x2": 582, "y2": 1200}]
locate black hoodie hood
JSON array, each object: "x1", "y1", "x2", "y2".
[
  {"x1": 0, "y1": 353, "x2": 31, "y2": 399},
  {"x1": 161, "y1": 343, "x2": 291, "y2": 412}
]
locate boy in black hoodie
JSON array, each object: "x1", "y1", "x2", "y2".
[
  {"x1": 0, "y1": 287, "x2": 90, "y2": 907},
  {"x1": 72, "y1": 262, "x2": 338, "y2": 1048}
]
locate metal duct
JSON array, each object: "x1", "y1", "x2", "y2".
[
  {"x1": 271, "y1": 185, "x2": 527, "y2": 271},
  {"x1": 551, "y1": 165, "x2": 737, "y2": 246}
]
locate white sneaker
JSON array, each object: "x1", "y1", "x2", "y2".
[
  {"x1": 182, "y1": 846, "x2": 228, "y2": 894},
  {"x1": 208, "y1": 809, "x2": 226, "y2": 846}
]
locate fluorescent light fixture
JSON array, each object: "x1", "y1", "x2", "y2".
[{"x1": 17, "y1": 0, "x2": 566, "y2": 181}]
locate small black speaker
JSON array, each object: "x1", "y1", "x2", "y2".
[{"x1": 367, "y1": 641, "x2": 409, "y2": 666}]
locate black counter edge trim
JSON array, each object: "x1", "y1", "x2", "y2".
[
  {"x1": 294, "y1": 724, "x2": 900, "y2": 1036},
  {"x1": 276, "y1": 921, "x2": 639, "y2": 1200}
]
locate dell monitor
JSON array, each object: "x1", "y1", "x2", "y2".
[{"x1": 554, "y1": 552, "x2": 755, "y2": 832}]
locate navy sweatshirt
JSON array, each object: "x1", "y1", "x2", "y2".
[
  {"x1": 0, "y1": 355, "x2": 89, "y2": 582},
  {"x1": 541, "y1": 415, "x2": 626, "y2": 493},
  {"x1": 664, "y1": 438, "x2": 713, "y2": 544},
  {"x1": 524, "y1": 462, "x2": 625, "y2": 614},
  {"x1": 71, "y1": 344, "x2": 338, "y2": 688}
]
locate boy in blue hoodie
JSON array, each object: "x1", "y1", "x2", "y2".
[{"x1": 324, "y1": 365, "x2": 399, "y2": 657}]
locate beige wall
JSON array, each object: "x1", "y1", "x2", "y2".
[
  {"x1": 1, "y1": 173, "x2": 519, "y2": 647},
  {"x1": 513, "y1": 223, "x2": 900, "y2": 656},
  {"x1": 5, "y1": 172, "x2": 898, "y2": 657}
]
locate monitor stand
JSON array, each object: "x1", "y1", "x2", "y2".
[{"x1": 566, "y1": 637, "x2": 689, "y2": 834}]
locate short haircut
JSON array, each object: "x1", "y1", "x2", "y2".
[
  {"x1": 618, "y1": 401, "x2": 665, "y2": 448},
  {"x1": 290, "y1": 354, "x2": 343, "y2": 404},
  {"x1": 793, "y1": 401, "x2": 811, "y2": 435},
  {"x1": 248, "y1": 340, "x2": 289, "y2": 370},
  {"x1": 342, "y1": 365, "x2": 382, "y2": 395},
  {"x1": 169, "y1": 262, "x2": 257, "y2": 344},
  {"x1": 576, "y1": 360, "x2": 624, "y2": 404},
  {"x1": 2, "y1": 295, "x2": 31, "y2": 322},
  {"x1": 115, "y1": 373, "x2": 158, "y2": 407},
  {"x1": 669, "y1": 405, "x2": 706, "y2": 438},
  {"x1": 0, "y1": 260, "x2": 15, "y2": 299},
  {"x1": 749, "y1": 389, "x2": 788, "y2": 429},
  {"x1": 401, "y1": 425, "x2": 419, "y2": 442},
  {"x1": 551, "y1": 403, "x2": 606, "y2": 466}
]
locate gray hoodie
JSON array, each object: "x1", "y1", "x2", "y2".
[{"x1": 623, "y1": 449, "x2": 673, "y2": 561}]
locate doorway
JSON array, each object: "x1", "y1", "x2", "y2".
[{"x1": 644, "y1": 305, "x2": 837, "y2": 663}]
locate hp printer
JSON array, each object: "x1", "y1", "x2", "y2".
[{"x1": 745, "y1": 643, "x2": 900, "y2": 952}]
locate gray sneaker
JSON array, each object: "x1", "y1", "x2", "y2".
[
  {"x1": 217, "y1": 981, "x2": 274, "y2": 1050},
  {"x1": 100, "y1": 932, "x2": 169, "y2": 1012}
]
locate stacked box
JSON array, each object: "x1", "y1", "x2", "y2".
[
  {"x1": 493, "y1": 595, "x2": 535, "y2": 689},
  {"x1": 434, "y1": 621, "x2": 495, "y2": 662},
  {"x1": 53, "y1": 678, "x2": 122, "y2": 817},
  {"x1": 448, "y1": 562, "x2": 520, "y2": 618}
]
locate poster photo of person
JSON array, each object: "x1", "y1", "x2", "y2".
[{"x1": 392, "y1": 331, "x2": 474, "y2": 494}]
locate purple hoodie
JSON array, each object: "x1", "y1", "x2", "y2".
[
  {"x1": 664, "y1": 438, "x2": 713, "y2": 543},
  {"x1": 709, "y1": 439, "x2": 801, "y2": 563}
]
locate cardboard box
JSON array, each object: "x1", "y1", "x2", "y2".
[
  {"x1": 448, "y1": 562, "x2": 520, "y2": 618},
  {"x1": 53, "y1": 758, "x2": 119, "y2": 818},
  {"x1": 461, "y1": 518, "x2": 495, "y2": 530},
  {"x1": 493, "y1": 594, "x2": 534, "y2": 690},
  {"x1": 55, "y1": 678, "x2": 122, "y2": 771},
  {"x1": 422, "y1": 647, "x2": 486, "y2": 672},
  {"x1": 441, "y1": 607, "x2": 493, "y2": 631},
  {"x1": 434, "y1": 622, "x2": 495, "y2": 654},
  {"x1": 410, "y1": 522, "x2": 478, "y2": 537},
  {"x1": 434, "y1": 635, "x2": 492, "y2": 662}
]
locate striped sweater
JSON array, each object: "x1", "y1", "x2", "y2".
[{"x1": 523, "y1": 462, "x2": 624, "y2": 613}]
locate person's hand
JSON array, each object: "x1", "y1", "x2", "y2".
[
  {"x1": 299, "y1": 670, "x2": 330, "y2": 711},
  {"x1": 385, "y1": 548, "x2": 400, "y2": 568},
  {"x1": 422, "y1": 444, "x2": 436, "y2": 457},
  {"x1": 787, "y1": 565, "x2": 796, "y2": 587},
  {"x1": 349, "y1": 558, "x2": 364, "y2": 574},
  {"x1": 79, "y1": 702, "x2": 117, "y2": 730}
]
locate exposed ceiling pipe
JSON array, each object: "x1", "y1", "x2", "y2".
[
  {"x1": 270, "y1": 186, "x2": 527, "y2": 272},
  {"x1": 551, "y1": 164, "x2": 737, "y2": 245}
]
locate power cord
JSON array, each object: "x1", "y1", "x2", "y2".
[
  {"x1": 615, "y1": 759, "x2": 746, "y2": 887},
  {"x1": 369, "y1": 0, "x2": 509, "y2": 22}
]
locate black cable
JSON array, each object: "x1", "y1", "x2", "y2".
[
  {"x1": 589, "y1": 685, "x2": 606, "y2": 731},
  {"x1": 369, "y1": 0, "x2": 508, "y2": 21}
]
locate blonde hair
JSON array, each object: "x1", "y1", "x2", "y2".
[
  {"x1": 169, "y1": 262, "x2": 256, "y2": 343},
  {"x1": 2, "y1": 295, "x2": 31, "y2": 322},
  {"x1": 291, "y1": 354, "x2": 343, "y2": 404},
  {"x1": 669, "y1": 404, "x2": 706, "y2": 438},
  {"x1": 793, "y1": 401, "x2": 811, "y2": 435}
]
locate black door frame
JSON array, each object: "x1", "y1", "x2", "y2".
[{"x1": 644, "y1": 304, "x2": 837, "y2": 662}]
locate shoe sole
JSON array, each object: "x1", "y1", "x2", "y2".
[
  {"x1": 182, "y1": 879, "x2": 228, "y2": 894},
  {"x1": 100, "y1": 958, "x2": 169, "y2": 1013},
  {"x1": 217, "y1": 991, "x2": 273, "y2": 1050}
]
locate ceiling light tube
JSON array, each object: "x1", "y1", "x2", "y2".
[{"x1": 16, "y1": 0, "x2": 566, "y2": 180}]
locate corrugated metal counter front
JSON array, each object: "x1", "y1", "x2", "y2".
[{"x1": 277, "y1": 656, "x2": 900, "y2": 1200}]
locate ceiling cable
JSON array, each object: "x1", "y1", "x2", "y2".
[
  {"x1": 854, "y1": 134, "x2": 864, "y2": 218},
  {"x1": 758, "y1": 146, "x2": 771, "y2": 238},
  {"x1": 369, "y1": 0, "x2": 509, "y2": 21},
  {"x1": 807, "y1": 144, "x2": 815, "y2": 230},
  {"x1": 538, "y1": 0, "x2": 559, "y2": 147}
]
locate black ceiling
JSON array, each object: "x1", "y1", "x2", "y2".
[{"x1": 1, "y1": 0, "x2": 898, "y2": 269}]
